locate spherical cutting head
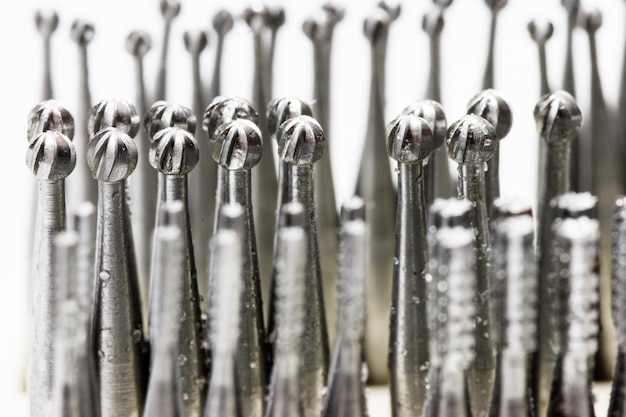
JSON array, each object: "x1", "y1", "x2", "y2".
[
  {"x1": 184, "y1": 30, "x2": 208, "y2": 54},
  {"x1": 150, "y1": 127, "x2": 199, "y2": 175},
  {"x1": 87, "y1": 127, "x2": 138, "y2": 182},
  {"x1": 303, "y1": 14, "x2": 330, "y2": 42},
  {"x1": 212, "y1": 9, "x2": 234, "y2": 36},
  {"x1": 89, "y1": 99, "x2": 140, "y2": 138},
  {"x1": 126, "y1": 31, "x2": 152, "y2": 57},
  {"x1": 534, "y1": 90, "x2": 582, "y2": 145},
  {"x1": 267, "y1": 97, "x2": 313, "y2": 140},
  {"x1": 26, "y1": 130, "x2": 76, "y2": 180},
  {"x1": 28, "y1": 100, "x2": 75, "y2": 142},
  {"x1": 363, "y1": 9, "x2": 391, "y2": 44},
  {"x1": 203, "y1": 96, "x2": 258, "y2": 140},
  {"x1": 160, "y1": 0, "x2": 181, "y2": 21},
  {"x1": 527, "y1": 18, "x2": 554, "y2": 44},
  {"x1": 402, "y1": 100, "x2": 447, "y2": 151},
  {"x1": 446, "y1": 114, "x2": 497, "y2": 164},
  {"x1": 266, "y1": 6, "x2": 286, "y2": 31},
  {"x1": 387, "y1": 114, "x2": 434, "y2": 163},
  {"x1": 561, "y1": 0, "x2": 580, "y2": 13},
  {"x1": 484, "y1": 0, "x2": 508, "y2": 12},
  {"x1": 242, "y1": 5, "x2": 267, "y2": 33},
  {"x1": 145, "y1": 102, "x2": 196, "y2": 141},
  {"x1": 35, "y1": 9, "x2": 59, "y2": 37},
  {"x1": 322, "y1": 2, "x2": 346, "y2": 25},
  {"x1": 467, "y1": 89, "x2": 512, "y2": 141},
  {"x1": 422, "y1": 7, "x2": 444, "y2": 36},
  {"x1": 277, "y1": 115, "x2": 325, "y2": 166},
  {"x1": 377, "y1": 1, "x2": 401, "y2": 21},
  {"x1": 213, "y1": 119, "x2": 263, "y2": 170},
  {"x1": 70, "y1": 20, "x2": 95, "y2": 45},
  {"x1": 579, "y1": 8, "x2": 602, "y2": 33}
]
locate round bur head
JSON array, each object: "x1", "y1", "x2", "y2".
[
  {"x1": 485, "y1": 0, "x2": 508, "y2": 12},
  {"x1": 160, "y1": 0, "x2": 181, "y2": 21},
  {"x1": 561, "y1": 0, "x2": 580, "y2": 12},
  {"x1": 213, "y1": 119, "x2": 263, "y2": 170},
  {"x1": 363, "y1": 9, "x2": 391, "y2": 43},
  {"x1": 402, "y1": 100, "x2": 447, "y2": 150},
  {"x1": 203, "y1": 96, "x2": 258, "y2": 140},
  {"x1": 277, "y1": 115, "x2": 325, "y2": 166},
  {"x1": 377, "y1": 1, "x2": 401, "y2": 21},
  {"x1": 184, "y1": 30, "x2": 208, "y2": 54},
  {"x1": 467, "y1": 89, "x2": 512, "y2": 140},
  {"x1": 150, "y1": 127, "x2": 199, "y2": 175},
  {"x1": 527, "y1": 18, "x2": 554, "y2": 44},
  {"x1": 242, "y1": 5, "x2": 267, "y2": 33},
  {"x1": 212, "y1": 9, "x2": 234, "y2": 36},
  {"x1": 71, "y1": 20, "x2": 95, "y2": 45},
  {"x1": 422, "y1": 7, "x2": 444, "y2": 36},
  {"x1": 322, "y1": 2, "x2": 346, "y2": 25},
  {"x1": 534, "y1": 90, "x2": 582, "y2": 145},
  {"x1": 266, "y1": 6, "x2": 286, "y2": 31},
  {"x1": 387, "y1": 114, "x2": 434, "y2": 163},
  {"x1": 267, "y1": 97, "x2": 313, "y2": 140},
  {"x1": 126, "y1": 31, "x2": 152, "y2": 57},
  {"x1": 87, "y1": 127, "x2": 138, "y2": 182},
  {"x1": 303, "y1": 15, "x2": 329, "y2": 42},
  {"x1": 28, "y1": 100, "x2": 75, "y2": 141},
  {"x1": 26, "y1": 131, "x2": 76, "y2": 180},
  {"x1": 145, "y1": 102, "x2": 196, "y2": 141},
  {"x1": 89, "y1": 99, "x2": 140, "y2": 138},
  {"x1": 35, "y1": 9, "x2": 59, "y2": 37},
  {"x1": 446, "y1": 114, "x2": 497, "y2": 164},
  {"x1": 579, "y1": 8, "x2": 602, "y2": 33}
]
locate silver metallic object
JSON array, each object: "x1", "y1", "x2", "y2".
[
  {"x1": 209, "y1": 10, "x2": 234, "y2": 99},
  {"x1": 87, "y1": 127, "x2": 147, "y2": 417},
  {"x1": 35, "y1": 9, "x2": 58, "y2": 100},
  {"x1": 276, "y1": 115, "x2": 328, "y2": 417},
  {"x1": 527, "y1": 19, "x2": 553, "y2": 97},
  {"x1": 482, "y1": 0, "x2": 508, "y2": 89},
  {"x1": 447, "y1": 114, "x2": 497, "y2": 417},
  {"x1": 149, "y1": 127, "x2": 206, "y2": 417},
  {"x1": 387, "y1": 114, "x2": 434, "y2": 417},
  {"x1": 155, "y1": 0, "x2": 181, "y2": 100},
  {"x1": 265, "y1": 5, "x2": 285, "y2": 99},
  {"x1": 321, "y1": 196, "x2": 368, "y2": 417},
  {"x1": 26, "y1": 130, "x2": 76, "y2": 417}
]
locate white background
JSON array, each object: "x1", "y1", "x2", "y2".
[{"x1": 1, "y1": 0, "x2": 624, "y2": 412}]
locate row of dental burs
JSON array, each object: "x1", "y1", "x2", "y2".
[{"x1": 24, "y1": 0, "x2": 626, "y2": 417}]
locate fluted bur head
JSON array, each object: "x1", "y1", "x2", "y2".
[
  {"x1": 213, "y1": 119, "x2": 263, "y2": 170},
  {"x1": 467, "y1": 89, "x2": 512, "y2": 140},
  {"x1": 35, "y1": 9, "x2": 59, "y2": 37},
  {"x1": 363, "y1": 9, "x2": 391, "y2": 44},
  {"x1": 150, "y1": 127, "x2": 199, "y2": 175},
  {"x1": 184, "y1": 30, "x2": 208, "y2": 54},
  {"x1": 534, "y1": 90, "x2": 582, "y2": 145},
  {"x1": 277, "y1": 115, "x2": 325, "y2": 166},
  {"x1": 87, "y1": 127, "x2": 138, "y2": 182},
  {"x1": 70, "y1": 20, "x2": 94, "y2": 45},
  {"x1": 267, "y1": 97, "x2": 313, "y2": 140},
  {"x1": 212, "y1": 9, "x2": 234, "y2": 36},
  {"x1": 446, "y1": 114, "x2": 497, "y2": 164},
  {"x1": 527, "y1": 18, "x2": 554, "y2": 44},
  {"x1": 89, "y1": 99, "x2": 140, "y2": 138},
  {"x1": 145, "y1": 102, "x2": 196, "y2": 141},
  {"x1": 28, "y1": 100, "x2": 75, "y2": 142},
  {"x1": 126, "y1": 31, "x2": 152, "y2": 57},
  {"x1": 203, "y1": 97, "x2": 258, "y2": 140},
  {"x1": 402, "y1": 100, "x2": 447, "y2": 150},
  {"x1": 387, "y1": 114, "x2": 434, "y2": 164},
  {"x1": 26, "y1": 130, "x2": 76, "y2": 180}
]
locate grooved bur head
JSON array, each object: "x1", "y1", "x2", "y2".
[
  {"x1": 160, "y1": 0, "x2": 181, "y2": 21},
  {"x1": 422, "y1": 7, "x2": 444, "y2": 36},
  {"x1": 322, "y1": 2, "x2": 346, "y2": 25},
  {"x1": 145, "y1": 101, "x2": 196, "y2": 141},
  {"x1": 203, "y1": 96, "x2": 258, "y2": 140},
  {"x1": 70, "y1": 20, "x2": 95, "y2": 45},
  {"x1": 213, "y1": 119, "x2": 263, "y2": 170},
  {"x1": 377, "y1": 1, "x2": 401, "y2": 21},
  {"x1": 402, "y1": 99, "x2": 447, "y2": 150},
  {"x1": 485, "y1": 0, "x2": 508, "y2": 12},
  {"x1": 242, "y1": 5, "x2": 267, "y2": 33},
  {"x1": 277, "y1": 115, "x2": 325, "y2": 166},
  {"x1": 26, "y1": 131, "x2": 76, "y2": 180},
  {"x1": 363, "y1": 9, "x2": 391, "y2": 43},
  {"x1": 212, "y1": 9, "x2": 234, "y2": 36},
  {"x1": 35, "y1": 9, "x2": 59, "y2": 37},
  {"x1": 446, "y1": 114, "x2": 497, "y2": 164},
  {"x1": 387, "y1": 114, "x2": 434, "y2": 163},
  {"x1": 527, "y1": 18, "x2": 554, "y2": 44},
  {"x1": 303, "y1": 15, "x2": 329, "y2": 42},
  {"x1": 87, "y1": 127, "x2": 138, "y2": 182},
  {"x1": 579, "y1": 8, "x2": 602, "y2": 33},
  {"x1": 184, "y1": 30, "x2": 208, "y2": 54},
  {"x1": 266, "y1": 6, "x2": 286, "y2": 30},
  {"x1": 28, "y1": 100, "x2": 75, "y2": 141},
  {"x1": 467, "y1": 89, "x2": 512, "y2": 140},
  {"x1": 534, "y1": 90, "x2": 582, "y2": 145},
  {"x1": 150, "y1": 127, "x2": 199, "y2": 175},
  {"x1": 561, "y1": 0, "x2": 580, "y2": 12},
  {"x1": 126, "y1": 31, "x2": 152, "y2": 57},
  {"x1": 267, "y1": 97, "x2": 313, "y2": 140},
  {"x1": 89, "y1": 99, "x2": 140, "y2": 138}
]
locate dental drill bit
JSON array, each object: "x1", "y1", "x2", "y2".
[
  {"x1": 547, "y1": 217, "x2": 599, "y2": 417},
  {"x1": 209, "y1": 10, "x2": 233, "y2": 99},
  {"x1": 87, "y1": 127, "x2": 147, "y2": 417},
  {"x1": 321, "y1": 197, "x2": 368, "y2": 417},
  {"x1": 482, "y1": 0, "x2": 508, "y2": 89},
  {"x1": 35, "y1": 9, "x2": 58, "y2": 100},
  {"x1": 265, "y1": 6, "x2": 285, "y2": 100},
  {"x1": 387, "y1": 114, "x2": 434, "y2": 417},
  {"x1": 265, "y1": 202, "x2": 307, "y2": 417},
  {"x1": 527, "y1": 19, "x2": 553, "y2": 97},
  {"x1": 488, "y1": 215, "x2": 536, "y2": 417},
  {"x1": 204, "y1": 204, "x2": 244, "y2": 417},
  {"x1": 423, "y1": 226, "x2": 476, "y2": 417},
  {"x1": 155, "y1": 0, "x2": 181, "y2": 101},
  {"x1": 70, "y1": 20, "x2": 96, "y2": 208},
  {"x1": 212, "y1": 118, "x2": 267, "y2": 417},
  {"x1": 466, "y1": 89, "x2": 512, "y2": 221},
  {"x1": 143, "y1": 202, "x2": 185, "y2": 417},
  {"x1": 277, "y1": 115, "x2": 328, "y2": 417},
  {"x1": 402, "y1": 100, "x2": 447, "y2": 210},
  {"x1": 149, "y1": 127, "x2": 206, "y2": 417},
  {"x1": 26, "y1": 130, "x2": 76, "y2": 417},
  {"x1": 355, "y1": 8, "x2": 396, "y2": 384},
  {"x1": 447, "y1": 114, "x2": 498, "y2": 417},
  {"x1": 534, "y1": 91, "x2": 582, "y2": 417},
  {"x1": 581, "y1": 8, "x2": 619, "y2": 378}
]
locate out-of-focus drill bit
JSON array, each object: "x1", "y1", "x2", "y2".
[
  {"x1": 265, "y1": 5, "x2": 285, "y2": 99},
  {"x1": 527, "y1": 18, "x2": 553, "y2": 97},
  {"x1": 212, "y1": 118, "x2": 267, "y2": 417},
  {"x1": 466, "y1": 89, "x2": 512, "y2": 221},
  {"x1": 423, "y1": 226, "x2": 476, "y2": 417},
  {"x1": 204, "y1": 203, "x2": 245, "y2": 417},
  {"x1": 26, "y1": 130, "x2": 76, "y2": 417},
  {"x1": 155, "y1": 0, "x2": 181, "y2": 101},
  {"x1": 276, "y1": 115, "x2": 328, "y2": 417},
  {"x1": 447, "y1": 114, "x2": 497, "y2": 417},
  {"x1": 87, "y1": 127, "x2": 147, "y2": 417},
  {"x1": 534, "y1": 91, "x2": 582, "y2": 417},
  {"x1": 321, "y1": 196, "x2": 368, "y2": 417},
  {"x1": 143, "y1": 202, "x2": 185, "y2": 417},
  {"x1": 265, "y1": 202, "x2": 307, "y2": 417},
  {"x1": 386, "y1": 114, "x2": 434, "y2": 417},
  {"x1": 149, "y1": 127, "x2": 206, "y2": 417},
  {"x1": 209, "y1": 10, "x2": 234, "y2": 100},
  {"x1": 35, "y1": 9, "x2": 58, "y2": 100},
  {"x1": 70, "y1": 20, "x2": 96, "y2": 208},
  {"x1": 547, "y1": 217, "x2": 599, "y2": 417},
  {"x1": 482, "y1": 0, "x2": 508, "y2": 89},
  {"x1": 355, "y1": 7, "x2": 396, "y2": 384}
]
